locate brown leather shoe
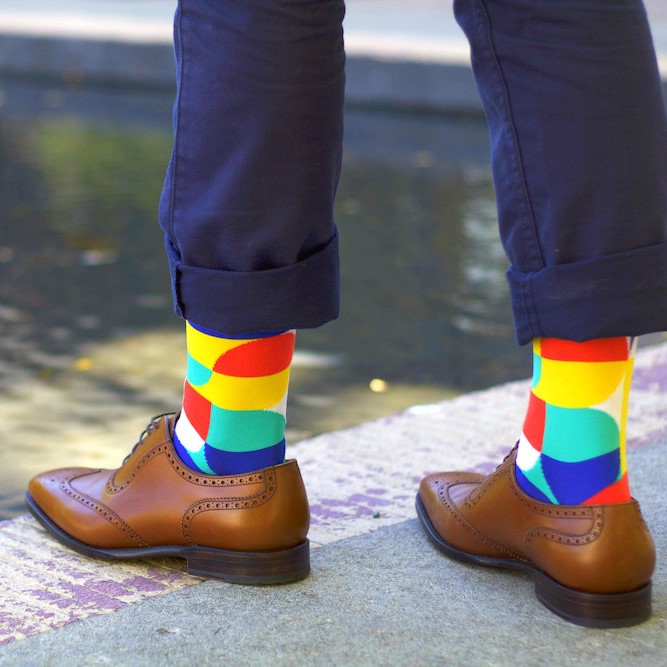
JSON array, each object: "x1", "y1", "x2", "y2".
[
  {"x1": 26, "y1": 414, "x2": 310, "y2": 585},
  {"x1": 416, "y1": 448, "x2": 655, "y2": 628}
]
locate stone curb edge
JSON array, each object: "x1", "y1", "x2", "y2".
[
  {"x1": 3, "y1": 32, "x2": 666, "y2": 115},
  {"x1": 0, "y1": 32, "x2": 482, "y2": 113}
]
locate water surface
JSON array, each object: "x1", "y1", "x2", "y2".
[{"x1": 0, "y1": 76, "x2": 533, "y2": 517}]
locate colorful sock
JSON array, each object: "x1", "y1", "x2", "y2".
[
  {"x1": 172, "y1": 322, "x2": 295, "y2": 475},
  {"x1": 516, "y1": 337, "x2": 636, "y2": 505}
]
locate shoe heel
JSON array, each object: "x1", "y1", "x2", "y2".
[
  {"x1": 186, "y1": 540, "x2": 310, "y2": 585},
  {"x1": 534, "y1": 571, "x2": 652, "y2": 628}
]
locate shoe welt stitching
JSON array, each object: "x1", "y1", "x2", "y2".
[
  {"x1": 106, "y1": 441, "x2": 267, "y2": 494},
  {"x1": 62, "y1": 473, "x2": 150, "y2": 547},
  {"x1": 180, "y1": 470, "x2": 277, "y2": 545}
]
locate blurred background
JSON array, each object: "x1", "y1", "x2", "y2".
[{"x1": 0, "y1": 0, "x2": 665, "y2": 518}]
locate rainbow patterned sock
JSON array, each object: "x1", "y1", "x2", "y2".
[
  {"x1": 516, "y1": 337, "x2": 636, "y2": 505},
  {"x1": 172, "y1": 322, "x2": 294, "y2": 475}
]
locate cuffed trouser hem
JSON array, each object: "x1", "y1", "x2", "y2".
[
  {"x1": 509, "y1": 241, "x2": 667, "y2": 346},
  {"x1": 166, "y1": 230, "x2": 340, "y2": 335}
]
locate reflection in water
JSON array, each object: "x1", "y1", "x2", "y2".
[
  {"x1": 0, "y1": 119, "x2": 171, "y2": 374},
  {"x1": 453, "y1": 173, "x2": 512, "y2": 338},
  {"x1": 0, "y1": 77, "x2": 533, "y2": 517}
]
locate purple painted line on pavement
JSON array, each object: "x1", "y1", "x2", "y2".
[
  {"x1": 634, "y1": 355, "x2": 667, "y2": 392},
  {"x1": 0, "y1": 517, "x2": 199, "y2": 646}
]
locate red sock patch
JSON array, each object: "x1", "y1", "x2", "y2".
[
  {"x1": 182, "y1": 381, "x2": 211, "y2": 440},
  {"x1": 213, "y1": 332, "x2": 295, "y2": 377},
  {"x1": 582, "y1": 472, "x2": 631, "y2": 505},
  {"x1": 540, "y1": 337, "x2": 629, "y2": 363},
  {"x1": 522, "y1": 392, "x2": 545, "y2": 450}
]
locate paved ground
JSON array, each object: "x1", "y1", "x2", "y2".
[{"x1": 1, "y1": 341, "x2": 667, "y2": 663}]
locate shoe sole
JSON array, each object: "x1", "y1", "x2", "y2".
[
  {"x1": 415, "y1": 493, "x2": 651, "y2": 628},
  {"x1": 25, "y1": 492, "x2": 310, "y2": 585}
]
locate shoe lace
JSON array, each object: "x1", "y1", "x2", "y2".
[{"x1": 122, "y1": 412, "x2": 173, "y2": 465}]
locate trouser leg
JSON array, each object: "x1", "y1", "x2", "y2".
[
  {"x1": 455, "y1": 0, "x2": 667, "y2": 344},
  {"x1": 159, "y1": 0, "x2": 346, "y2": 334}
]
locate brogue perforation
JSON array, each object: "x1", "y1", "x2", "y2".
[
  {"x1": 106, "y1": 436, "x2": 268, "y2": 494},
  {"x1": 441, "y1": 480, "x2": 526, "y2": 560},
  {"x1": 180, "y1": 472, "x2": 277, "y2": 545},
  {"x1": 61, "y1": 475, "x2": 149, "y2": 547}
]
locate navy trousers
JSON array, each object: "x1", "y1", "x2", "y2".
[{"x1": 159, "y1": 0, "x2": 667, "y2": 345}]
